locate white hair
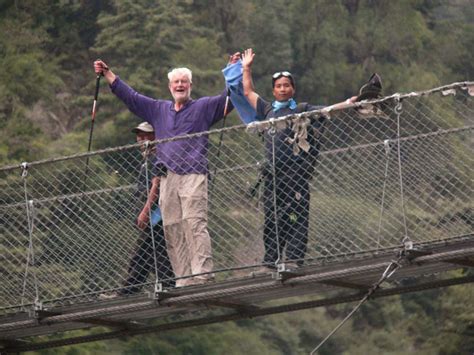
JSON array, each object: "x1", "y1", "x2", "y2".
[{"x1": 167, "y1": 67, "x2": 192, "y2": 83}]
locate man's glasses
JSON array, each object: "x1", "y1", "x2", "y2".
[{"x1": 272, "y1": 71, "x2": 292, "y2": 79}]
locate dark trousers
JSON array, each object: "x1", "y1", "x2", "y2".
[
  {"x1": 122, "y1": 223, "x2": 175, "y2": 293},
  {"x1": 262, "y1": 173, "x2": 310, "y2": 266}
]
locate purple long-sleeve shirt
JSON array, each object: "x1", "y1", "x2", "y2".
[{"x1": 111, "y1": 77, "x2": 231, "y2": 175}]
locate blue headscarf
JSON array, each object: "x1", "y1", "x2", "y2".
[{"x1": 272, "y1": 98, "x2": 297, "y2": 112}]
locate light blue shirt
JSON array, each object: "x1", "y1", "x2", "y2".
[{"x1": 150, "y1": 208, "x2": 162, "y2": 226}]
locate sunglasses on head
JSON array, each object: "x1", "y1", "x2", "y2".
[
  {"x1": 272, "y1": 71, "x2": 295, "y2": 88},
  {"x1": 272, "y1": 71, "x2": 293, "y2": 79}
]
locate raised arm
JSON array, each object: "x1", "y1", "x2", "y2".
[
  {"x1": 94, "y1": 59, "x2": 116, "y2": 85},
  {"x1": 203, "y1": 52, "x2": 241, "y2": 126},
  {"x1": 241, "y1": 48, "x2": 259, "y2": 110},
  {"x1": 93, "y1": 59, "x2": 158, "y2": 121},
  {"x1": 322, "y1": 96, "x2": 358, "y2": 113}
]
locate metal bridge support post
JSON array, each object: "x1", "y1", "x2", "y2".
[
  {"x1": 142, "y1": 141, "x2": 164, "y2": 297},
  {"x1": 268, "y1": 119, "x2": 282, "y2": 269},
  {"x1": 20, "y1": 162, "x2": 41, "y2": 312}
]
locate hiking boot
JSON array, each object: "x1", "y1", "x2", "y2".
[
  {"x1": 161, "y1": 281, "x2": 176, "y2": 289},
  {"x1": 98, "y1": 291, "x2": 120, "y2": 300},
  {"x1": 175, "y1": 279, "x2": 187, "y2": 288},
  {"x1": 187, "y1": 276, "x2": 215, "y2": 286},
  {"x1": 249, "y1": 266, "x2": 274, "y2": 276},
  {"x1": 175, "y1": 276, "x2": 214, "y2": 288},
  {"x1": 282, "y1": 261, "x2": 299, "y2": 271}
]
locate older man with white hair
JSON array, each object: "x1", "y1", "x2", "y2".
[{"x1": 94, "y1": 54, "x2": 239, "y2": 287}]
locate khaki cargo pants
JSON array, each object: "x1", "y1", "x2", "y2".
[{"x1": 159, "y1": 171, "x2": 214, "y2": 287}]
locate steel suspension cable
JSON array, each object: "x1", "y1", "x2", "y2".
[
  {"x1": 376, "y1": 140, "x2": 392, "y2": 247},
  {"x1": 310, "y1": 98, "x2": 415, "y2": 354},
  {"x1": 310, "y1": 257, "x2": 403, "y2": 354},
  {"x1": 143, "y1": 141, "x2": 161, "y2": 291},
  {"x1": 270, "y1": 123, "x2": 282, "y2": 266},
  {"x1": 19, "y1": 163, "x2": 40, "y2": 308},
  {"x1": 394, "y1": 98, "x2": 410, "y2": 240}
]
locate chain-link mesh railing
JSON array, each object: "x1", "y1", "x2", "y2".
[{"x1": 0, "y1": 82, "x2": 472, "y2": 312}]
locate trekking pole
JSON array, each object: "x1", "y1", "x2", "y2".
[{"x1": 83, "y1": 68, "x2": 103, "y2": 190}]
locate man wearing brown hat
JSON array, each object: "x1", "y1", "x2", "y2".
[{"x1": 101, "y1": 122, "x2": 175, "y2": 299}]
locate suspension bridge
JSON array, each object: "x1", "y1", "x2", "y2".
[{"x1": 0, "y1": 82, "x2": 472, "y2": 353}]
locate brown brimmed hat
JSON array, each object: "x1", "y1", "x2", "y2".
[{"x1": 131, "y1": 122, "x2": 154, "y2": 133}]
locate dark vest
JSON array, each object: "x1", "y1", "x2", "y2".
[{"x1": 262, "y1": 103, "x2": 325, "y2": 180}]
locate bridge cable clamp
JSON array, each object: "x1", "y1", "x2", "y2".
[
  {"x1": 155, "y1": 282, "x2": 164, "y2": 294},
  {"x1": 149, "y1": 282, "x2": 168, "y2": 302},
  {"x1": 30, "y1": 298, "x2": 44, "y2": 319},
  {"x1": 403, "y1": 236, "x2": 414, "y2": 251},
  {"x1": 394, "y1": 95, "x2": 403, "y2": 115},
  {"x1": 268, "y1": 118, "x2": 277, "y2": 136},
  {"x1": 383, "y1": 139, "x2": 391, "y2": 155},
  {"x1": 21, "y1": 162, "x2": 29, "y2": 178}
]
